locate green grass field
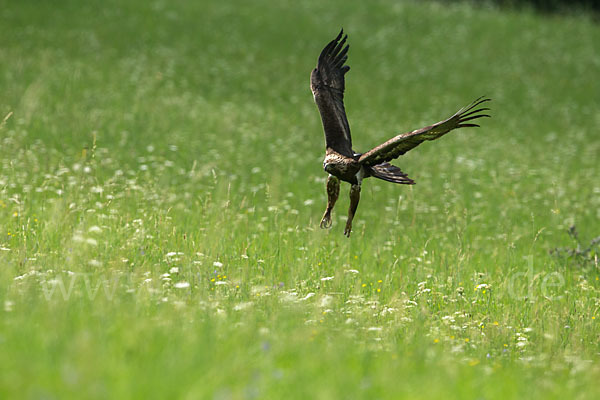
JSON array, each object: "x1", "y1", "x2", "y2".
[{"x1": 1, "y1": 0, "x2": 599, "y2": 398}]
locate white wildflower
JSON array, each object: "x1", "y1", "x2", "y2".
[
  {"x1": 258, "y1": 327, "x2": 269, "y2": 335},
  {"x1": 380, "y1": 307, "x2": 396, "y2": 316},
  {"x1": 215, "y1": 309, "x2": 226, "y2": 317},
  {"x1": 233, "y1": 302, "x2": 253, "y2": 311},
  {"x1": 279, "y1": 291, "x2": 298, "y2": 302},
  {"x1": 300, "y1": 292, "x2": 315, "y2": 301},
  {"x1": 319, "y1": 295, "x2": 333, "y2": 307},
  {"x1": 174, "y1": 282, "x2": 190, "y2": 289},
  {"x1": 451, "y1": 345, "x2": 464, "y2": 353}
]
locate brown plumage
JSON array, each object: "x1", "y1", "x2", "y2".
[{"x1": 310, "y1": 30, "x2": 491, "y2": 237}]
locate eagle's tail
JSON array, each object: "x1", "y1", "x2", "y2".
[{"x1": 368, "y1": 163, "x2": 415, "y2": 185}]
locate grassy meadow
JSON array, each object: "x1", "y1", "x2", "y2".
[{"x1": 1, "y1": 0, "x2": 599, "y2": 398}]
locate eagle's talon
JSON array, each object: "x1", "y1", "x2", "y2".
[
  {"x1": 320, "y1": 213, "x2": 332, "y2": 229},
  {"x1": 344, "y1": 224, "x2": 352, "y2": 237}
]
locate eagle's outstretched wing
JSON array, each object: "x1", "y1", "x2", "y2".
[
  {"x1": 311, "y1": 30, "x2": 353, "y2": 157},
  {"x1": 359, "y1": 97, "x2": 491, "y2": 166}
]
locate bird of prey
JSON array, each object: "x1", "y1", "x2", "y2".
[{"x1": 310, "y1": 30, "x2": 490, "y2": 237}]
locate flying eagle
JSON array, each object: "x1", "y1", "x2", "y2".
[{"x1": 311, "y1": 30, "x2": 490, "y2": 237}]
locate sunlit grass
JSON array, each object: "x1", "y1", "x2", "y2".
[{"x1": 0, "y1": 0, "x2": 599, "y2": 398}]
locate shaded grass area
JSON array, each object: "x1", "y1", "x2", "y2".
[
  {"x1": 460, "y1": 0, "x2": 600, "y2": 15},
  {"x1": 1, "y1": 0, "x2": 599, "y2": 398}
]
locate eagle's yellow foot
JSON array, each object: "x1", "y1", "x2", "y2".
[{"x1": 320, "y1": 211, "x2": 333, "y2": 229}]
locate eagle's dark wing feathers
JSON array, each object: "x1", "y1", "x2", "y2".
[
  {"x1": 359, "y1": 97, "x2": 491, "y2": 167},
  {"x1": 311, "y1": 30, "x2": 353, "y2": 157}
]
